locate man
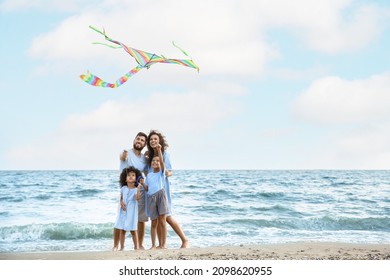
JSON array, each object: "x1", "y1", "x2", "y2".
[{"x1": 119, "y1": 132, "x2": 148, "y2": 249}]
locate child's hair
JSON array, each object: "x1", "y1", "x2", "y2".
[{"x1": 119, "y1": 166, "x2": 142, "y2": 187}]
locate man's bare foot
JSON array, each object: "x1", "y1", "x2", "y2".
[{"x1": 180, "y1": 240, "x2": 189, "y2": 249}]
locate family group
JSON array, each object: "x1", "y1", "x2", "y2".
[{"x1": 112, "y1": 130, "x2": 188, "y2": 251}]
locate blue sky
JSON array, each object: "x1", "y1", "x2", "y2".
[{"x1": 1, "y1": 0, "x2": 389, "y2": 170}]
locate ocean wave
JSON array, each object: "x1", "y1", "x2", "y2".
[
  {"x1": 0, "y1": 196, "x2": 24, "y2": 202},
  {"x1": 68, "y1": 189, "x2": 104, "y2": 197},
  {"x1": 222, "y1": 216, "x2": 390, "y2": 231},
  {"x1": 1, "y1": 170, "x2": 389, "y2": 252},
  {"x1": 0, "y1": 222, "x2": 113, "y2": 242},
  {"x1": 257, "y1": 191, "x2": 286, "y2": 199},
  {"x1": 34, "y1": 194, "x2": 52, "y2": 200},
  {"x1": 248, "y1": 204, "x2": 299, "y2": 214}
]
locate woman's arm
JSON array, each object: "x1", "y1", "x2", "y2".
[{"x1": 163, "y1": 151, "x2": 172, "y2": 177}]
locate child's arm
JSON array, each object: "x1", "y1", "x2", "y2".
[
  {"x1": 136, "y1": 184, "x2": 141, "y2": 200},
  {"x1": 156, "y1": 144, "x2": 165, "y2": 172},
  {"x1": 143, "y1": 183, "x2": 148, "y2": 192},
  {"x1": 119, "y1": 193, "x2": 126, "y2": 210},
  {"x1": 140, "y1": 177, "x2": 148, "y2": 192}
]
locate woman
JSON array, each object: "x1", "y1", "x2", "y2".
[{"x1": 146, "y1": 130, "x2": 189, "y2": 248}]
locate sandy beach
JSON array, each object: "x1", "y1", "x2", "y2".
[{"x1": 1, "y1": 242, "x2": 389, "y2": 260}]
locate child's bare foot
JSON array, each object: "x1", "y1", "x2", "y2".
[{"x1": 180, "y1": 240, "x2": 189, "y2": 249}]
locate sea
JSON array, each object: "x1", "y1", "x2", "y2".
[{"x1": 0, "y1": 170, "x2": 389, "y2": 253}]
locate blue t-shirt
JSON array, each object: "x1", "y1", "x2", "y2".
[
  {"x1": 119, "y1": 149, "x2": 148, "y2": 173},
  {"x1": 147, "y1": 151, "x2": 173, "y2": 210},
  {"x1": 145, "y1": 170, "x2": 165, "y2": 195}
]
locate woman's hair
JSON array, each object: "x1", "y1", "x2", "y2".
[
  {"x1": 119, "y1": 166, "x2": 142, "y2": 187},
  {"x1": 146, "y1": 130, "x2": 168, "y2": 166}
]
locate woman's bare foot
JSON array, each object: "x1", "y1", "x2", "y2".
[
  {"x1": 149, "y1": 245, "x2": 157, "y2": 250},
  {"x1": 180, "y1": 239, "x2": 189, "y2": 249}
]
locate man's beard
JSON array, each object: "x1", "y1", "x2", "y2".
[{"x1": 133, "y1": 143, "x2": 143, "y2": 151}]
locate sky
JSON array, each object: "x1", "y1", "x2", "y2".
[{"x1": 1, "y1": 0, "x2": 389, "y2": 170}]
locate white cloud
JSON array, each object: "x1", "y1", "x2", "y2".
[
  {"x1": 251, "y1": 0, "x2": 386, "y2": 54},
  {"x1": 6, "y1": 88, "x2": 243, "y2": 170},
  {"x1": 25, "y1": 0, "x2": 387, "y2": 83},
  {"x1": 292, "y1": 72, "x2": 390, "y2": 124},
  {"x1": 312, "y1": 124, "x2": 390, "y2": 169},
  {"x1": 267, "y1": 66, "x2": 329, "y2": 81},
  {"x1": 337, "y1": 124, "x2": 390, "y2": 158},
  {"x1": 292, "y1": 72, "x2": 390, "y2": 169},
  {"x1": 304, "y1": 4, "x2": 384, "y2": 53},
  {"x1": 27, "y1": 0, "x2": 274, "y2": 79},
  {"x1": 256, "y1": 128, "x2": 296, "y2": 139},
  {"x1": 0, "y1": 0, "x2": 100, "y2": 12}
]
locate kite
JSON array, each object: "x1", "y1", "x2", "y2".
[{"x1": 80, "y1": 26, "x2": 199, "y2": 88}]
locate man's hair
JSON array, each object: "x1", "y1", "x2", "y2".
[{"x1": 136, "y1": 132, "x2": 147, "y2": 140}]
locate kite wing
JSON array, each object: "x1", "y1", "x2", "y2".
[{"x1": 80, "y1": 26, "x2": 199, "y2": 88}]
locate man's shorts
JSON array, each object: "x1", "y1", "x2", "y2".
[{"x1": 147, "y1": 188, "x2": 169, "y2": 221}]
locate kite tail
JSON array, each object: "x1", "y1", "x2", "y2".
[
  {"x1": 89, "y1": 25, "x2": 123, "y2": 49},
  {"x1": 172, "y1": 41, "x2": 200, "y2": 72},
  {"x1": 80, "y1": 66, "x2": 143, "y2": 88},
  {"x1": 92, "y1": 42, "x2": 122, "y2": 49},
  {"x1": 88, "y1": 25, "x2": 147, "y2": 67},
  {"x1": 80, "y1": 71, "x2": 117, "y2": 88},
  {"x1": 113, "y1": 65, "x2": 143, "y2": 87}
]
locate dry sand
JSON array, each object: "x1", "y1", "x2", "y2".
[{"x1": 1, "y1": 242, "x2": 389, "y2": 260}]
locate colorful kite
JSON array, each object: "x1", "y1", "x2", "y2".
[{"x1": 80, "y1": 26, "x2": 199, "y2": 88}]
